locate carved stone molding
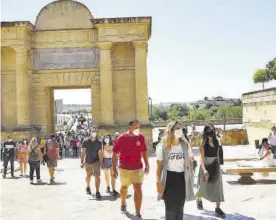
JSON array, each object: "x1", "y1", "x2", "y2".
[
  {"x1": 33, "y1": 47, "x2": 99, "y2": 70},
  {"x1": 97, "y1": 42, "x2": 112, "y2": 50}
]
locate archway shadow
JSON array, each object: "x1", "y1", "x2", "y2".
[
  {"x1": 227, "y1": 179, "x2": 276, "y2": 185},
  {"x1": 202, "y1": 210, "x2": 255, "y2": 220}
]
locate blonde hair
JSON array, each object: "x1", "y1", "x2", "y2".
[
  {"x1": 29, "y1": 137, "x2": 38, "y2": 148},
  {"x1": 161, "y1": 121, "x2": 181, "y2": 151}
]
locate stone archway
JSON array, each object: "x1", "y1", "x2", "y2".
[{"x1": 1, "y1": 0, "x2": 153, "y2": 151}]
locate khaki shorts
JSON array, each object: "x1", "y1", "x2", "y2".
[
  {"x1": 47, "y1": 160, "x2": 57, "y2": 168},
  {"x1": 120, "y1": 169, "x2": 144, "y2": 187},
  {"x1": 86, "y1": 161, "x2": 100, "y2": 176}
]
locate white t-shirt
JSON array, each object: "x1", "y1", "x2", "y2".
[{"x1": 157, "y1": 144, "x2": 193, "y2": 172}]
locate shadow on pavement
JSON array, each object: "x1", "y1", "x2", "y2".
[
  {"x1": 89, "y1": 195, "x2": 119, "y2": 201},
  {"x1": 33, "y1": 181, "x2": 48, "y2": 186},
  {"x1": 125, "y1": 212, "x2": 157, "y2": 220},
  {"x1": 203, "y1": 210, "x2": 255, "y2": 220},
  {"x1": 48, "y1": 181, "x2": 67, "y2": 186},
  {"x1": 184, "y1": 214, "x2": 217, "y2": 220},
  {"x1": 3, "y1": 176, "x2": 20, "y2": 180},
  {"x1": 227, "y1": 179, "x2": 276, "y2": 185}
]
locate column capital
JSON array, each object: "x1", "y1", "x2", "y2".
[
  {"x1": 133, "y1": 41, "x2": 148, "y2": 48},
  {"x1": 97, "y1": 42, "x2": 113, "y2": 50},
  {"x1": 13, "y1": 46, "x2": 29, "y2": 53}
]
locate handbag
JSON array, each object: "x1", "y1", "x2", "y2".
[
  {"x1": 204, "y1": 143, "x2": 220, "y2": 183},
  {"x1": 43, "y1": 141, "x2": 49, "y2": 162}
]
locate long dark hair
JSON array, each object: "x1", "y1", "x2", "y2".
[
  {"x1": 202, "y1": 124, "x2": 219, "y2": 147},
  {"x1": 102, "y1": 134, "x2": 113, "y2": 146}
]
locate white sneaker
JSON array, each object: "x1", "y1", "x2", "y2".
[{"x1": 30, "y1": 180, "x2": 34, "y2": 184}]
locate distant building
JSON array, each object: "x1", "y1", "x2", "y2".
[
  {"x1": 55, "y1": 99, "x2": 63, "y2": 113},
  {"x1": 194, "y1": 96, "x2": 241, "y2": 107}
]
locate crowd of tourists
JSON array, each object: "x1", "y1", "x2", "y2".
[{"x1": 2, "y1": 121, "x2": 276, "y2": 220}]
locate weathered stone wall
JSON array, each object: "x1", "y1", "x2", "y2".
[
  {"x1": 1, "y1": 47, "x2": 17, "y2": 129},
  {"x1": 112, "y1": 43, "x2": 136, "y2": 124},
  {"x1": 35, "y1": 0, "x2": 94, "y2": 30},
  {"x1": 243, "y1": 87, "x2": 276, "y2": 145}
]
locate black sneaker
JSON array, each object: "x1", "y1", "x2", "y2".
[
  {"x1": 196, "y1": 199, "x2": 203, "y2": 210},
  {"x1": 106, "y1": 186, "x2": 111, "y2": 193},
  {"x1": 215, "y1": 208, "x2": 226, "y2": 218},
  {"x1": 86, "y1": 186, "x2": 91, "y2": 195},
  {"x1": 2, "y1": 175, "x2": 6, "y2": 179},
  {"x1": 112, "y1": 189, "x2": 119, "y2": 197},
  {"x1": 50, "y1": 178, "x2": 54, "y2": 184},
  {"x1": 95, "y1": 191, "x2": 102, "y2": 200},
  {"x1": 136, "y1": 213, "x2": 143, "y2": 219},
  {"x1": 121, "y1": 204, "x2": 127, "y2": 214}
]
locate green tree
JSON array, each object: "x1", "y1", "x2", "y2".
[
  {"x1": 253, "y1": 69, "x2": 270, "y2": 89},
  {"x1": 266, "y1": 57, "x2": 276, "y2": 80}
]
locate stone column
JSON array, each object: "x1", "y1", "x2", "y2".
[
  {"x1": 133, "y1": 41, "x2": 149, "y2": 123},
  {"x1": 15, "y1": 46, "x2": 31, "y2": 128},
  {"x1": 97, "y1": 42, "x2": 114, "y2": 125}
]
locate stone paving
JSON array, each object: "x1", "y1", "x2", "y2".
[{"x1": 1, "y1": 146, "x2": 276, "y2": 220}]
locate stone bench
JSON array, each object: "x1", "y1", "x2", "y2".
[
  {"x1": 225, "y1": 167, "x2": 276, "y2": 183},
  {"x1": 224, "y1": 157, "x2": 257, "y2": 162}
]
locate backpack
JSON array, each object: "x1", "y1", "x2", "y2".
[{"x1": 29, "y1": 146, "x2": 39, "y2": 161}]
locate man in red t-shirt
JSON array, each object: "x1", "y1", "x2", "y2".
[{"x1": 112, "y1": 120, "x2": 149, "y2": 219}]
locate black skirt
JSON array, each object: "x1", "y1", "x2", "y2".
[{"x1": 163, "y1": 171, "x2": 186, "y2": 204}]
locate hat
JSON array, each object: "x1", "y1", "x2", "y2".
[{"x1": 115, "y1": 132, "x2": 120, "y2": 136}]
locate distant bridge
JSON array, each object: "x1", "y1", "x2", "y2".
[{"x1": 151, "y1": 118, "x2": 242, "y2": 127}]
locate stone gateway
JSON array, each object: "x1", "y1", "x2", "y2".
[{"x1": 1, "y1": 0, "x2": 152, "y2": 151}]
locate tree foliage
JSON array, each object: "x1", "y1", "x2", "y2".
[
  {"x1": 253, "y1": 57, "x2": 276, "y2": 89},
  {"x1": 151, "y1": 104, "x2": 242, "y2": 121}
]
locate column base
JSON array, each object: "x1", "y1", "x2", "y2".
[{"x1": 13, "y1": 125, "x2": 40, "y2": 132}]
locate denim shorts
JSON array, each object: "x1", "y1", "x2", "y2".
[{"x1": 103, "y1": 158, "x2": 112, "y2": 169}]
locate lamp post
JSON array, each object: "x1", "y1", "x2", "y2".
[
  {"x1": 148, "y1": 97, "x2": 153, "y2": 121},
  {"x1": 223, "y1": 100, "x2": 227, "y2": 131}
]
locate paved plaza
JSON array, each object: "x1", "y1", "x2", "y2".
[{"x1": 1, "y1": 146, "x2": 276, "y2": 220}]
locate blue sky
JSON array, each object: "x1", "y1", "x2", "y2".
[{"x1": 2, "y1": 0, "x2": 276, "y2": 104}]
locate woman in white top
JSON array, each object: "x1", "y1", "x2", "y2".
[
  {"x1": 102, "y1": 134, "x2": 119, "y2": 196},
  {"x1": 259, "y1": 139, "x2": 276, "y2": 167},
  {"x1": 156, "y1": 121, "x2": 194, "y2": 220}
]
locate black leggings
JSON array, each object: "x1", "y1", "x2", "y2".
[{"x1": 163, "y1": 171, "x2": 186, "y2": 220}]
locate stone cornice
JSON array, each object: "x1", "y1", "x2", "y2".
[
  {"x1": 1, "y1": 21, "x2": 34, "y2": 30},
  {"x1": 242, "y1": 87, "x2": 276, "y2": 97},
  {"x1": 92, "y1": 16, "x2": 152, "y2": 38}
]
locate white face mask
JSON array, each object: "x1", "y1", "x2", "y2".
[
  {"x1": 133, "y1": 129, "x2": 140, "y2": 136},
  {"x1": 174, "y1": 129, "x2": 183, "y2": 139},
  {"x1": 104, "y1": 138, "x2": 110, "y2": 143},
  {"x1": 91, "y1": 132, "x2": 97, "y2": 138}
]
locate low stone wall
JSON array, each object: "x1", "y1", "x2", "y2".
[
  {"x1": 242, "y1": 87, "x2": 276, "y2": 145},
  {"x1": 191, "y1": 129, "x2": 248, "y2": 147}
]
